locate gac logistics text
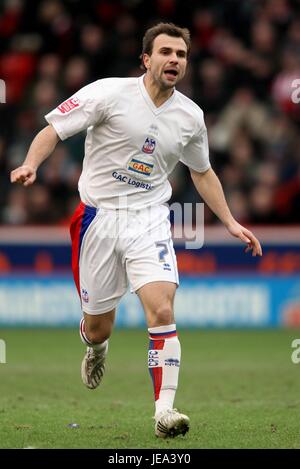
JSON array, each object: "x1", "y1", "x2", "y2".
[{"x1": 112, "y1": 171, "x2": 153, "y2": 190}]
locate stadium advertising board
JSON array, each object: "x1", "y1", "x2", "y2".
[{"x1": 0, "y1": 275, "x2": 299, "y2": 328}]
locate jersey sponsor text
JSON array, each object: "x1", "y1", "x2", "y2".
[
  {"x1": 128, "y1": 158, "x2": 154, "y2": 176},
  {"x1": 112, "y1": 171, "x2": 153, "y2": 190},
  {"x1": 57, "y1": 97, "x2": 80, "y2": 114}
]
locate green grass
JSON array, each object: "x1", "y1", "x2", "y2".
[{"x1": 0, "y1": 328, "x2": 300, "y2": 448}]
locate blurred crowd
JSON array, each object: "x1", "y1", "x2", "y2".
[{"x1": 1, "y1": 0, "x2": 300, "y2": 225}]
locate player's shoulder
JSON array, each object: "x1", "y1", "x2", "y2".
[
  {"x1": 175, "y1": 90, "x2": 205, "y2": 122},
  {"x1": 78, "y1": 77, "x2": 138, "y2": 101},
  {"x1": 96, "y1": 76, "x2": 139, "y2": 94}
]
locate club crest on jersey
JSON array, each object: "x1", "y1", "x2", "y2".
[
  {"x1": 128, "y1": 158, "x2": 153, "y2": 176},
  {"x1": 142, "y1": 137, "x2": 156, "y2": 154}
]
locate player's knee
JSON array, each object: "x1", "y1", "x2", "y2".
[
  {"x1": 85, "y1": 323, "x2": 111, "y2": 344},
  {"x1": 87, "y1": 328, "x2": 110, "y2": 344},
  {"x1": 153, "y1": 304, "x2": 174, "y2": 326}
]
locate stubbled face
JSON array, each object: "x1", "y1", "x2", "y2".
[{"x1": 143, "y1": 34, "x2": 188, "y2": 90}]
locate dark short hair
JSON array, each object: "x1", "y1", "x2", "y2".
[{"x1": 140, "y1": 22, "x2": 191, "y2": 70}]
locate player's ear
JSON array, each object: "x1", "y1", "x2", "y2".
[{"x1": 143, "y1": 53, "x2": 151, "y2": 70}]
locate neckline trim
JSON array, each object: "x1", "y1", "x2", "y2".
[{"x1": 138, "y1": 74, "x2": 176, "y2": 115}]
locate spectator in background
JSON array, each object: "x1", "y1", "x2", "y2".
[
  {"x1": 2, "y1": 185, "x2": 28, "y2": 225},
  {"x1": 1, "y1": 0, "x2": 300, "y2": 225}
]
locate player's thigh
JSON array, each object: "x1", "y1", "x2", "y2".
[
  {"x1": 80, "y1": 214, "x2": 128, "y2": 314},
  {"x1": 137, "y1": 281, "x2": 177, "y2": 327},
  {"x1": 126, "y1": 214, "x2": 179, "y2": 293},
  {"x1": 125, "y1": 213, "x2": 179, "y2": 326}
]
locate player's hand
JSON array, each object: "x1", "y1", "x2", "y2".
[
  {"x1": 226, "y1": 221, "x2": 262, "y2": 257},
  {"x1": 10, "y1": 165, "x2": 37, "y2": 187}
]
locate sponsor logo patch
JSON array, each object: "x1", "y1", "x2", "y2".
[
  {"x1": 57, "y1": 97, "x2": 79, "y2": 114},
  {"x1": 128, "y1": 158, "x2": 153, "y2": 176},
  {"x1": 142, "y1": 137, "x2": 156, "y2": 154}
]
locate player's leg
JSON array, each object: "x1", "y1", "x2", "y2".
[
  {"x1": 124, "y1": 205, "x2": 189, "y2": 437},
  {"x1": 70, "y1": 203, "x2": 127, "y2": 389},
  {"x1": 80, "y1": 309, "x2": 115, "y2": 389},
  {"x1": 137, "y1": 281, "x2": 189, "y2": 438}
]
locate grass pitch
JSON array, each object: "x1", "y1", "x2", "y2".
[{"x1": 0, "y1": 328, "x2": 300, "y2": 449}]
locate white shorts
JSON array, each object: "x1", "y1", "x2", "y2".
[{"x1": 70, "y1": 202, "x2": 179, "y2": 314}]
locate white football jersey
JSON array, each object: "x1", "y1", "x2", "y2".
[{"x1": 45, "y1": 75, "x2": 210, "y2": 209}]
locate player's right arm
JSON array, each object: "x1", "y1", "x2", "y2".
[
  {"x1": 11, "y1": 80, "x2": 108, "y2": 187},
  {"x1": 10, "y1": 124, "x2": 60, "y2": 187}
]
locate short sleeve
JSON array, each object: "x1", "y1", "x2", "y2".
[
  {"x1": 180, "y1": 125, "x2": 211, "y2": 173},
  {"x1": 45, "y1": 80, "x2": 107, "y2": 141}
]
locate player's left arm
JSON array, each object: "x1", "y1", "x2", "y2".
[{"x1": 190, "y1": 167, "x2": 262, "y2": 257}]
